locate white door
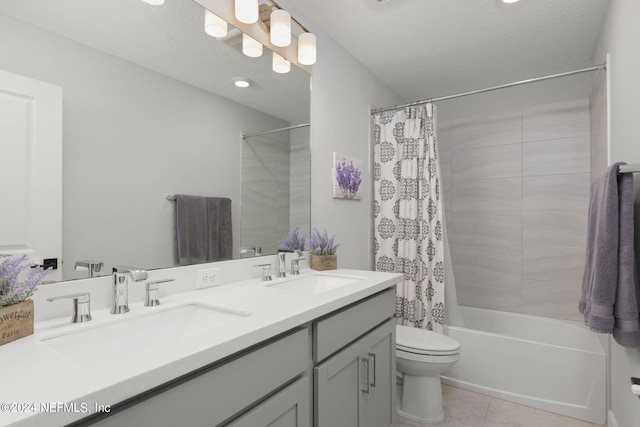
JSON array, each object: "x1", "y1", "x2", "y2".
[{"x1": 0, "y1": 69, "x2": 62, "y2": 281}]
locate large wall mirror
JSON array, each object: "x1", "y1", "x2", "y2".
[{"x1": 0, "y1": 0, "x2": 311, "y2": 281}]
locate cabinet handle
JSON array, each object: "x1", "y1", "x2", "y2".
[
  {"x1": 368, "y1": 352, "x2": 376, "y2": 388},
  {"x1": 361, "y1": 356, "x2": 370, "y2": 394}
]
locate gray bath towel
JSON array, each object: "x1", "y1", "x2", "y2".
[
  {"x1": 580, "y1": 162, "x2": 640, "y2": 347},
  {"x1": 176, "y1": 194, "x2": 208, "y2": 266},
  {"x1": 206, "y1": 197, "x2": 233, "y2": 261},
  {"x1": 175, "y1": 195, "x2": 233, "y2": 265}
]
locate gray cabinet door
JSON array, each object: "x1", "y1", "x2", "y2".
[
  {"x1": 314, "y1": 334, "x2": 368, "y2": 427},
  {"x1": 359, "y1": 319, "x2": 395, "y2": 427},
  {"x1": 314, "y1": 319, "x2": 395, "y2": 427},
  {"x1": 230, "y1": 377, "x2": 310, "y2": 427}
]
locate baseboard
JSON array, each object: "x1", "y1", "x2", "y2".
[{"x1": 607, "y1": 410, "x2": 618, "y2": 427}]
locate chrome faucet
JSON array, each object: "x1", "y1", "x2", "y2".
[
  {"x1": 74, "y1": 260, "x2": 104, "y2": 278},
  {"x1": 47, "y1": 292, "x2": 92, "y2": 323},
  {"x1": 112, "y1": 266, "x2": 148, "y2": 314},
  {"x1": 277, "y1": 250, "x2": 293, "y2": 278},
  {"x1": 240, "y1": 246, "x2": 263, "y2": 256}
]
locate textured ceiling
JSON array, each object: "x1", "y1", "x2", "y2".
[
  {"x1": 286, "y1": 0, "x2": 610, "y2": 101},
  {"x1": 0, "y1": 0, "x2": 311, "y2": 124}
]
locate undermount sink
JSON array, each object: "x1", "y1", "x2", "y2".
[
  {"x1": 266, "y1": 273, "x2": 366, "y2": 293},
  {"x1": 41, "y1": 303, "x2": 252, "y2": 363}
]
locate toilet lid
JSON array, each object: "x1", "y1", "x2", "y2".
[{"x1": 396, "y1": 325, "x2": 460, "y2": 355}]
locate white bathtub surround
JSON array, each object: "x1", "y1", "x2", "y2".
[
  {"x1": 442, "y1": 306, "x2": 606, "y2": 425},
  {"x1": 441, "y1": 99, "x2": 591, "y2": 320},
  {"x1": 372, "y1": 103, "x2": 446, "y2": 332}
]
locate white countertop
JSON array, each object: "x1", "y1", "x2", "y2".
[{"x1": 0, "y1": 268, "x2": 402, "y2": 427}]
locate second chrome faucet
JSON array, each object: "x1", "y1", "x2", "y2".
[{"x1": 112, "y1": 266, "x2": 148, "y2": 314}]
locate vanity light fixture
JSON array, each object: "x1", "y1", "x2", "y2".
[
  {"x1": 233, "y1": 77, "x2": 252, "y2": 88},
  {"x1": 270, "y1": 9, "x2": 291, "y2": 47},
  {"x1": 242, "y1": 33, "x2": 263, "y2": 57},
  {"x1": 205, "y1": 10, "x2": 228, "y2": 37},
  {"x1": 272, "y1": 52, "x2": 291, "y2": 73},
  {"x1": 298, "y1": 32, "x2": 317, "y2": 65},
  {"x1": 202, "y1": 0, "x2": 317, "y2": 66},
  {"x1": 235, "y1": 0, "x2": 259, "y2": 24},
  {"x1": 141, "y1": 0, "x2": 165, "y2": 5}
]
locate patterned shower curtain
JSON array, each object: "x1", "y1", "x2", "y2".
[{"x1": 372, "y1": 103, "x2": 445, "y2": 332}]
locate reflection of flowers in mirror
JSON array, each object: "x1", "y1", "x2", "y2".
[
  {"x1": 336, "y1": 159, "x2": 362, "y2": 199},
  {"x1": 0, "y1": 255, "x2": 51, "y2": 308},
  {"x1": 278, "y1": 227, "x2": 306, "y2": 252}
]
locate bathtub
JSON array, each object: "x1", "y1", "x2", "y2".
[{"x1": 442, "y1": 306, "x2": 606, "y2": 425}]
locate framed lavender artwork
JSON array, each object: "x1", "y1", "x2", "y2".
[{"x1": 332, "y1": 152, "x2": 363, "y2": 200}]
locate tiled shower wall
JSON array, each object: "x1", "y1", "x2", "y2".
[{"x1": 439, "y1": 99, "x2": 591, "y2": 321}]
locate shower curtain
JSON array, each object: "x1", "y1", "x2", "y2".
[{"x1": 372, "y1": 103, "x2": 445, "y2": 332}]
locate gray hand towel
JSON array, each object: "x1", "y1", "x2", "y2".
[
  {"x1": 206, "y1": 197, "x2": 233, "y2": 261},
  {"x1": 175, "y1": 195, "x2": 233, "y2": 265},
  {"x1": 175, "y1": 194, "x2": 208, "y2": 266},
  {"x1": 580, "y1": 162, "x2": 640, "y2": 347},
  {"x1": 612, "y1": 171, "x2": 640, "y2": 347}
]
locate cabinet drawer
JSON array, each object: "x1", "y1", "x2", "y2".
[
  {"x1": 313, "y1": 288, "x2": 395, "y2": 362},
  {"x1": 88, "y1": 328, "x2": 309, "y2": 427},
  {"x1": 228, "y1": 376, "x2": 310, "y2": 427}
]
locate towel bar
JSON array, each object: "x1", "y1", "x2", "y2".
[{"x1": 618, "y1": 164, "x2": 640, "y2": 174}]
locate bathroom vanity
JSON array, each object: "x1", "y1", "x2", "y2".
[{"x1": 0, "y1": 267, "x2": 401, "y2": 427}]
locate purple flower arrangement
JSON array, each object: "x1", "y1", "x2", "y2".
[
  {"x1": 336, "y1": 159, "x2": 362, "y2": 199},
  {"x1": 0, "y1": 255, "x2": 51, "y2": 308},
  {"x1": 278, "y1": 227, "x2": 306, "y2": 252},
  {"x1": 310, "y1": 228, "x2": 340, "y2": 255}
]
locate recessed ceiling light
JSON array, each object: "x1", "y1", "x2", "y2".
[
  {"x1": 233, "y1": 78, "x2": 252, "y2": 88},
  {"x1": 502, "y1": 0, "x2": 520, "y2": 3},
  {"x1": 141, "y1": 0, "x2": 165, "y2": 5}
]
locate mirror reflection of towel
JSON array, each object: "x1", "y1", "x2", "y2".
[{"x1": 175, "y1": 195, "x2": 232, "y2": 265}]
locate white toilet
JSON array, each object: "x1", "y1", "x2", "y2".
[{"x1": 396, "y1": 324, "x2": 461, "y2": 424}]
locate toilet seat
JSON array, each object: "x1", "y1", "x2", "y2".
[{"x1": 396, "y1": 325, "x2": 460, "y2": 356}]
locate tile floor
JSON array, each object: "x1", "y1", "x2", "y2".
[{"x1": 396, "y1": 385, "x2": 604, "y2": 427}]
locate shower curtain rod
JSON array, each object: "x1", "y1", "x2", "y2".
[
  {"x1": 371, "y1": 64, "x2": 606, "y2": 114},
  {"x1": 242, "y1": 122, "x2": 310, "y2": 139}
]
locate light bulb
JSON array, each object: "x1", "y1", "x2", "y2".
[
  {"x1": 233, "y1": 78, "x2": 252, "y2": 88},
  {"x1": 270, "y1": 9, "x2": 291, "y2": 47},
  {"x1": 298, "y1": 33, "x2": 316, "y2": 65},
  {"x1": 205, "y1": 10, "x2": 227, "y2": 38},
  {"x1": 242, "y1": 33, "x2": 263, "y2": 58},
  {"x1": 272, "y1": 52, "x2": 291, "y2": 73},
  {"x1": 235, "y1": 0, "x2": 259, "y2": 24}
]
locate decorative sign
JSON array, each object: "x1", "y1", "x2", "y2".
[{"x1": 0, "y1": 300, "x2": 34, "y2": 346}]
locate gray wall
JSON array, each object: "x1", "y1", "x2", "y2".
[
  {"x1": 0, "y1": 14, "x2": 288, "y2": 278},
  {"x1": 593, "y1": 1, "x2": 640, "y2": 426},
  {"x1": 440, "y1": 99, "x2": 591, "y2": 321},
  {"x1": 277, "y1": 0, "x2": 403, "y2": 270}
]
